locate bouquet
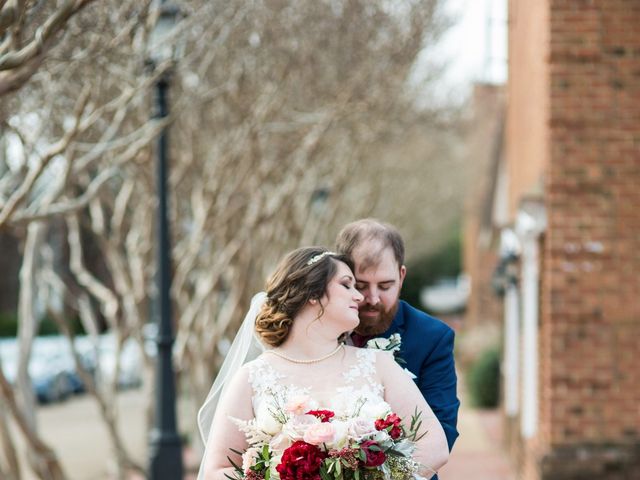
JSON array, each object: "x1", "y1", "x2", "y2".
[{"x1": 228, "y1": 393, "x2": 427, "y2": 480}]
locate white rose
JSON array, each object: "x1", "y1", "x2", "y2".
[
  {"x1": 269, "y1": 432, "x2": 292, "y2": 453},
  {"x1": 360, "y1": 400, "x2": 391, "y2": 420},
  {"x1": 366, "y1": 337, "x2": 391, "y2": 349},
  {"x1": 256, "y1": 401, "x2": 283, "y2": 435},
  {"x1": 281, "y1": 414, "x2": 320, "y2": 441},
  {"x1": 388, "y1": 334, "x2": 402, "y2": 351},
  {"x1": 327, "y1": 395, "x2": 350, "y2": 415},
  {"x1": 327, "y1": 420, "x2": 349, "y2": 449},
  {"x1": 347, "y1": 417, "x2": 377, "y2": 440}
]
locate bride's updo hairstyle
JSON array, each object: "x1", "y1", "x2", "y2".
[{"x1": 255, "y1": 247, "x2": 354, "y2": 347}]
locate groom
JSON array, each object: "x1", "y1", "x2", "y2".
[{"x1": 336, "y1": 219, "x2": 460, "y2": 455}]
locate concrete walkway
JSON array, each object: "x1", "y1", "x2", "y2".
[{"x1": 438, "y1": 384, "x2": 515, "y2": 480}]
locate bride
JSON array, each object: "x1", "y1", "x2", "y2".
[{"x1": 198, "y1": 247, "x2": 449, "y2": 480}]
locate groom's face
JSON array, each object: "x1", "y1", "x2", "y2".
[{"x1": 352, "y1": 243, "x2": 406, "y2": 335}]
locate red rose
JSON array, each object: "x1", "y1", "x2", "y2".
[
  {"x1": 374, "y1": 413, "x2": 403, "y2": 440},
  {"x1": 306, "y1": 409, "x2": 335, "y2": 423},
  {"x1": 359, "y1": 440, "x2": 386, "y2": 467},
  {"x1": 276, "y1": 441, "x2": 328, "y2": 480}
]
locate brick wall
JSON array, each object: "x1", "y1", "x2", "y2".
[
  {"x1": 506, "y1": 0, "x2": 640, "y2": 478},
  {"x1": 541, "y1": 0, "x2": 640, "y2": 478}
]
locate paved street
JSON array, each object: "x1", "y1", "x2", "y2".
[{"x1": 13, "y1": 390, "x2": 148, "y2": 480}]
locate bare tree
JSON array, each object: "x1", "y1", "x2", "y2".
[
  {"x1": 0, "y1": 0, "x2": 464, "y2": 478},
  {"x1": 0, "y1": 0, "x2": 100, "y2": 97},
  {"x1": 0, "y1": 1, "x2": 160, "y2": 478}
]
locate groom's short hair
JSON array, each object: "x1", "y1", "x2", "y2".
[{"x1": 336, "y1": 218, "x2": 405, "y2": 269}]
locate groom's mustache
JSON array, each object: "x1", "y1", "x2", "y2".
[{"x1": 360, "y1": 304, "x2": 383, "y2": 313}]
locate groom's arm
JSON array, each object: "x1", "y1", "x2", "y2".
[{"x1": 418, "y1": 327, "x2": 460, "y2": 451}]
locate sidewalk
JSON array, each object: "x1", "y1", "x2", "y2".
[{"x1": 438, "y1": 385, "x2": 515, "y2": 480}]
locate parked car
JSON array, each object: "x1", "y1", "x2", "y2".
[
  {"x1": 0, "y1": 338, "x2": 75, "y2": 404},
  {"x1": 0, "y1": 333, "x2": 145, "y2": 401},
  {"x1": 30, "y1": 354, "x2": 74, "y2": 403}
]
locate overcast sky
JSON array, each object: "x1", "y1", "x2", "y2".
[{"x1": 422, "y1": 0, "x2": 508, "y2": 104}]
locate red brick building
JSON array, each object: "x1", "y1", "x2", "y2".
[
  {"x1": 463, "y1": 84, "x2": 505, "y2": 331},
  {"x1": 464, "y1": 1, "x2": 640, "y2": 478}
]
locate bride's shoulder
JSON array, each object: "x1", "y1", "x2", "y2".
[
  {"x1": 343, "y1": 345, "x2": 390, "y2": 365},
  {"x1": 241, "y1": 354, "x2": 270, "y2": 372},
  {"x1": 345, "y1": 345, "x2": 398, "y2": 369},
  {"x1": 343, "y1": 345, "x2": 386, "y2": 358},
  {"x1": 221, "y1": 358, "x2": 270, "y2": 393},
  {"x1": 343, "y1": 344, "x2": 370, "y2": 359}
]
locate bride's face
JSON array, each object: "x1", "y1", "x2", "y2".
[{"x1": 318, "y1": 261, "x2": 364, "y2": 332}]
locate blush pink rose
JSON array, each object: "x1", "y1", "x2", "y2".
[
  {"x1": 285, "y1": 395, "x2": 314, "y2": 415},
  {"x1": 282, "y1": 414, "x2": 320, "y2": 441},
  {"x1": 242, "y1": 446, "x2": 260, "y2": 473},
  {"x1": 303, "y1": 422, "x2": 336, "y2": 445}
]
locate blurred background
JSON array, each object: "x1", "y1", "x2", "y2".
[{"x1": 0, "y1": 0, "x2": 637, "y2": 479}]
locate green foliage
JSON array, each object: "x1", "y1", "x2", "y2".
[
  {"x1": 466, "y1": 347, "x2": 501, "y2": 408},
  {"x1": 401, "y1": 230, "x2": 462, "y2": 309},
  {"x1": 0, "y1": 312, "x2": 18, "y2": 337},
  {"x1": 0, "y1": 311, "x2": 85, "y2": 337},
  {"x1": 41, "y1": 315, "x2": 86, "y2": 336}
]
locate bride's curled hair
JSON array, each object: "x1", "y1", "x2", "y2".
[{"x1": 255, "y1": 247, "x2": 354, "y2": 347}]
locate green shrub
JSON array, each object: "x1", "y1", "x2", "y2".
[
  {"x1": 0, "y1": 312, "x2": 18, "y2": 337},
  {"x1": 467, "y1": 347, "x2": 501, "y2": 408},
  {"x1": 39, "y1": 315, "x2": 86, "y2": 336},
  {"x1": 401, "y1": 229, "x2": 462, "y2": 310},
  {"x1": 0, "y1": 311, "x2": 85, "y2": 337}
]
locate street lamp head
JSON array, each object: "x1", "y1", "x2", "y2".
[{"x1": 148, "y1": 0, "x2": 184, "y2": 65}]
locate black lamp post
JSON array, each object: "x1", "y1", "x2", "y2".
[{"x1": 147, "y1": 2, "x2": 183, "y2": 479}]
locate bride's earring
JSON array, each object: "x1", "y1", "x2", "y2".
[{"x1": 310, "y1": 298, "x2": 317, "y2": 305}]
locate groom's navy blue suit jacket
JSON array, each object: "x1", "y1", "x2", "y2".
[{"x1": 381, "y1": 300, "x2": 460, "y2": 453}]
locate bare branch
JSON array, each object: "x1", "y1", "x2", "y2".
[
  {"x1": 0, "y1": 86, "x2": 90, "y2": 227},
  {"x1": 0, "y1": 0, "x2": 96, "y2": 71}
]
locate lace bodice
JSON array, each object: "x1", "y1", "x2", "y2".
[{"x1": 247, "y1": 348, "x2": 386, "y2": 419}]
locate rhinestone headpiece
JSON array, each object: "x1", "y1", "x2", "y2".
[{"x1": 306, "y1": 251, "x2": 336, "y2": 266}]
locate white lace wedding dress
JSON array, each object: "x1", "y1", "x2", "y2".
[
  {"x1": 248, "y1": 347, "x2": 389, "y2": 423},
  {"x1": 199, "y1": 344, "x2": 447, "y2": 480}
]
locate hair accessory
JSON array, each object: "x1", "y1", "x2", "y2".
[{"x1": 306, "y1": 251, "x2": 336, "y2": 266}]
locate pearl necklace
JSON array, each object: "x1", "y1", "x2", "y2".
[{"x1": 266, "y1": 344, "x2": 343, "y2": 364}]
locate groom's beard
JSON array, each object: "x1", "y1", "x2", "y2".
[{"x1": 356, "y1": 301, "x2": 399, "y2": 336}]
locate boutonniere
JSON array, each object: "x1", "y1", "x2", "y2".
[{"x1": 365, "y1": 333, "x2": 417, "y2": 380}]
